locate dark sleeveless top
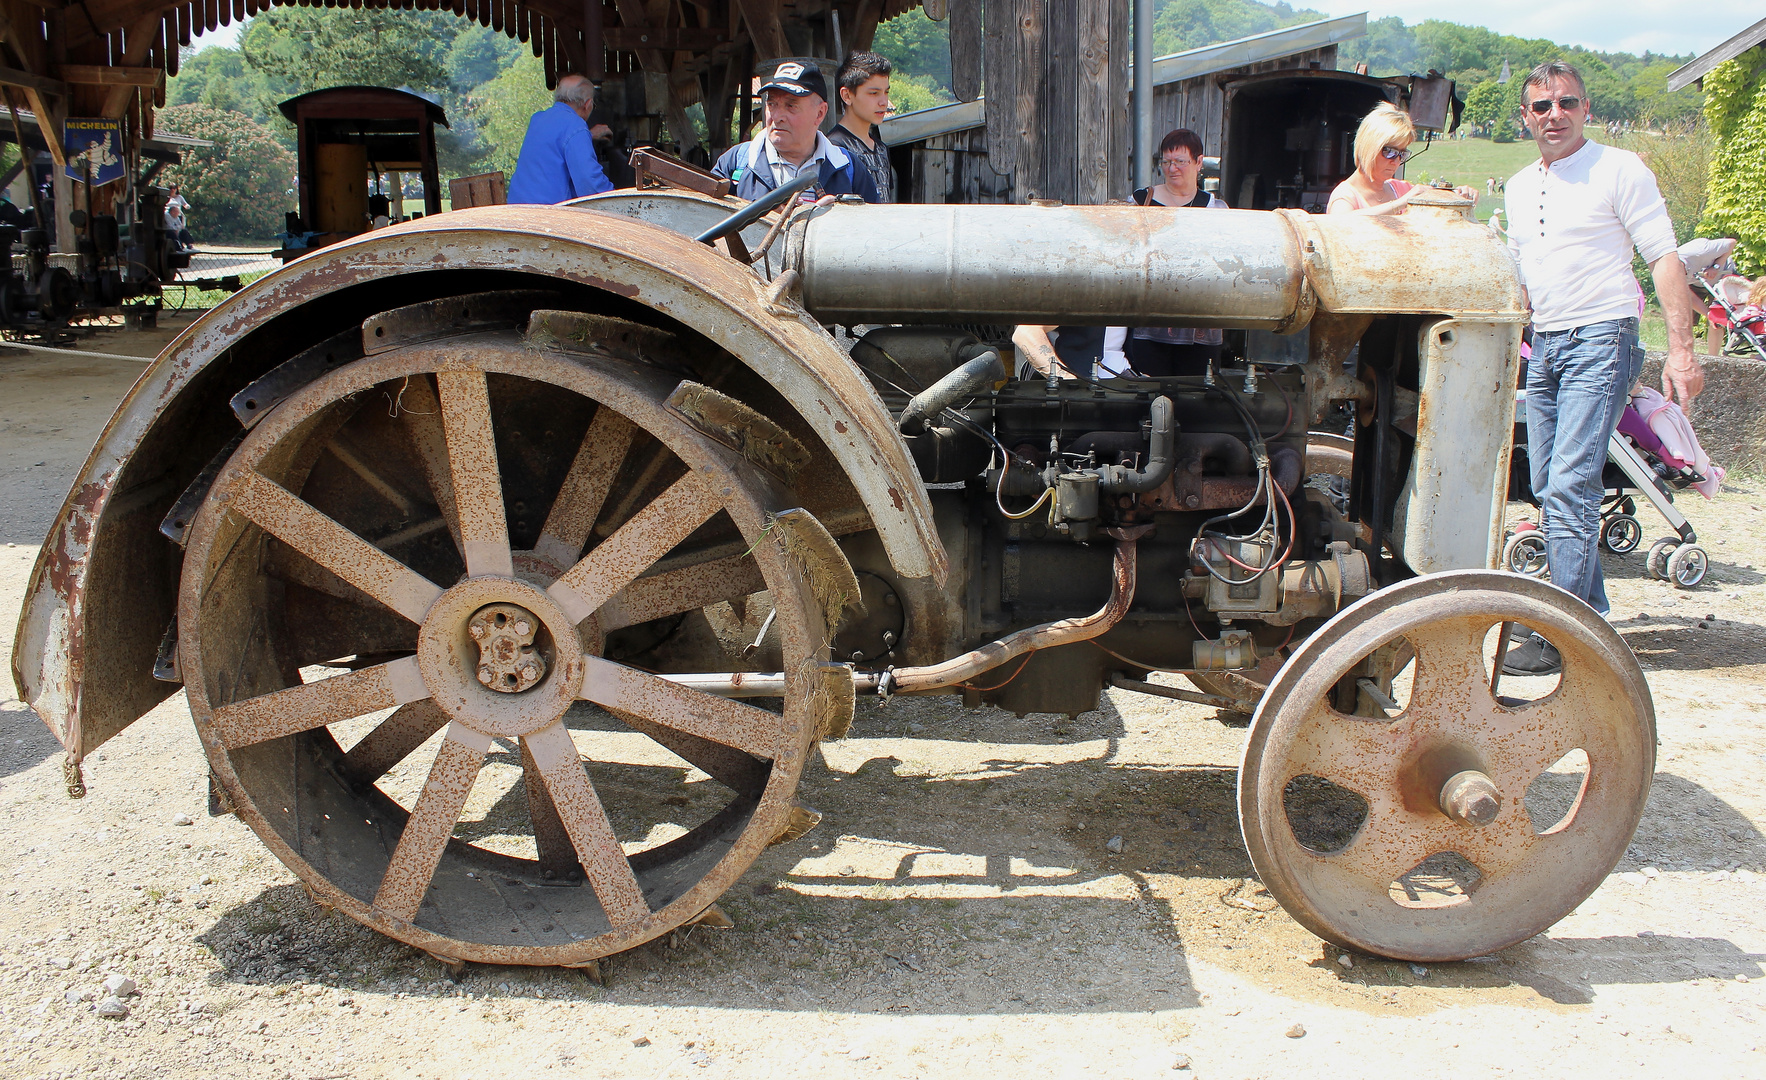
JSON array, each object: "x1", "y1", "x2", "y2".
[{"x1": 1133, "y1": 186, "x2": 1211, "y2": 208}]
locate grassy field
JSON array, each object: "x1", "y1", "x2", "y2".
[{"x1": 1404, "y1": 135, "x2": 1540, "y2": 221}]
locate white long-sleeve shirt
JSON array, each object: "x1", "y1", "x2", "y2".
[{"x1": 1504, "y1": 139, "x2": 1679, "y2": 333}]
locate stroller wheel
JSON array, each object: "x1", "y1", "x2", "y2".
[
  {"x1": 1600, "y1": 514, "x2": 1642, "y2": 554},
  {"x1": 1646, "y1": 538, "x2": 1678, "y2": 581},
  {"x1": 1667, "y1": 544, "x2": 1709, "y2": 588},
  {"x1": 1503, "y1": 531, "x2": 1549, "y2": 577}
]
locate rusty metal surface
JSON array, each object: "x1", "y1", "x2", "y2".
[
  {"x1": 1239, "y1": 570, "x2": 1655, "y2": 962},
  {"x1": 1281, "y1": 200, "x2": 1529, "y2": 322},
  {"x1": 579, "y1": 655, "x2": 785, "y2": 760},
  {"x1": 1389, "y1": 319, "x2": 1527, "y2": 573},
  {"x1": 885, "y1": 529, "x2": 1146, "y2": 696},
  {"x1": 522, "y1": 721, "x2": 650, "y2": 924},
  {"x1": 436, "y1": 370, "x2": 517, "y2": 579},
  {"x1": 210, "y1": 655, "x2": 426, "y2": 751},
  {"x1": 598, "y1": 554, "x2": 767, "y2": 632},
  {"x1": 177, "y1": 338, "x2": 841, "y2": 967},
  {"x1": 546, "y1": 474, "x2": 723, "y2": 626},
  {"x1": 14, "y1": 203, "x2": 940, "y2": 762},
  {"x1": 533, "y1": 407, "x2": 634, "y2": 569},
  {"x1": 372, "y1": 722, "x2": 489, "y2": 922},
  {"x1": 231, "y1": 471, "x2": 444, "y2": 624}
]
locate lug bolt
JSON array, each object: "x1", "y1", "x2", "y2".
[
  {"x1": 477, "y1": 665, "x2": 495, "y2": 686},
  {"x1": 1439, "y1": 770, "x2": 1502, "y2": 827},
  {"x1": 469, "y1": 624, "x2": 487, "y2": 640}
]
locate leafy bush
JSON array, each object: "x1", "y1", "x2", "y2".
[
  {"x1": 466, "y1": 53, "x2": 550, "y2": 182},
  {"x1": 1699, "y1": 52, "x2": 1766, "y2": 275},
  {"x1": 157, "y1": 104, "x2": 296, "y2": 243}
]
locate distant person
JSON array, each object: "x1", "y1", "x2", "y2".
[
  {"x1": 1499, "y1": 60, "x2": 1703, "y2": 676},
  {"x1": 1120, "y1": 129, "x2": 1226, "y2": 376},
  {"x1": 507, "y1": 74, "x2": 613, "y2": 204},
  {"x1": 164, "y1": 183, "x2": 193, "y2": 249},
  {"x1": 827, "y1": 52, "x2": 896, "y2": 202},
  {"x1": 1327, "y1": 103, "x2": 1475, "y2": 215},
  {"x1": 712, "y1": 61, "x2": 879, "y2": 204}
]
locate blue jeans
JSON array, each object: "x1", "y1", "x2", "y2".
[{"x1": 1526, "y1": 317, "x2": 1644, "y2": 616}]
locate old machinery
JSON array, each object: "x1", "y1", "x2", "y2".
[{"x1": 12, "y1": 187, "x2": 1654, "y2": 969}]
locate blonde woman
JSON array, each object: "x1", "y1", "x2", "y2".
[{"x1": 1328, "y1": 102, "x2": 1475, "y2": 215}]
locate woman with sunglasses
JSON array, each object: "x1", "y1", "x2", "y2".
[{"x1": 1327, "y1": 102, "x2": 1477, "y2": 215}]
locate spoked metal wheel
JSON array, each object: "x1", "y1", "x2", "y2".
[
  {"x1": 1502, "y1": 530, "x2": 1549, "y2": 577},
  {"x1": 179, "y1": 316, "x2": 846, "y2": 966},
  {"x1": 1239, "y1": 570, "x2": 1654, "y2": 962}
]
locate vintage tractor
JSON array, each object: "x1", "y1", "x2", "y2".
[{"x1": 11, "y1": 183, "x2": 1654, "y2": 970}]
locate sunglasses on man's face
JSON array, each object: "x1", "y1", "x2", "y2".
[
  {"x1": 1528, "y1": 95, "x2": 1583, "y2": 116},
  {"x1": 1379, "y1": 146, "x2": 1409, "y2": 163}
]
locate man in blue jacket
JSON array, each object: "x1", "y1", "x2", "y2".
[
  {"x1": 711, "y1": 62, "x2": 880, "y2": 204},
  {"x1": 507, "y1": 74, "x2": 613, "y2": 204}
]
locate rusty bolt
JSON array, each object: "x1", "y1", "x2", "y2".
[
  {"x1": 478, "y1": 665, "x2": 496, "y2": 686},
  {"x1": 1439, "y1": 770, "x2": 1502, "y2": 828},
  {"x1": 469, "y1": 623, "x2": 488, "y2": 641},
  {"x1": 1185, "y1": 495, "x2": 1200, "y2": 508}
]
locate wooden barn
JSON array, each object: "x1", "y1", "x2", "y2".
[{"x1": 884, "y1": 13, "x2": 1459, "y2": 210}]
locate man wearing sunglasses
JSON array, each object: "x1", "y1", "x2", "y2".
[{"x1": 1500, "y1": 60, "x2": 1704, "y2": 676}]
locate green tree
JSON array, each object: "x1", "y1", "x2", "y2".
[
  {"x1": 447, "y1": 25, "x2": 523, "y2": 91},
  {"x1": 890, "y1": 72, "x2": 955, "y2": 114},
  {"x1": 1151, "y1": 0, "x2": 1322, "y2": 55},
  {"x1": 156, "y1": 103, "x2": 297, "y2": 243},
  {"x1": 241, "y1": 8, "x2": 454, "y2": 98},
  {"x1": 1462, "y1": 80, "x2": 1508, "y2": 133},
  {"x1": 872, "y1": 11, "x2": 954, "y2": 95},
  {"x1": 167, "y1": 45, "x2": 289, "y2": 129},
  {"x1": 465, "y1": 52, "x2": 550, "y2": 181},
  {"x1": 1698, "y1": 51, "x2": 1766, "y2": 273}
]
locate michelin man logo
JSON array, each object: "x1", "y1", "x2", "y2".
[{"x1": 774, "y1": 62, "x2": 805, "y2": 81}]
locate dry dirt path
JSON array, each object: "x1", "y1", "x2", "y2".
[{"x1": 2, "y1": 343, "x2": 1765, "y2": 1080}]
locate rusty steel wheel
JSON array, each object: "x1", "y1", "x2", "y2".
[
  {"x1": 179, "y1": 318, "x2": 844, "y2": 967},
  {"x1": 1238, "y1": 570, "x2": 1654, "y2": 962}
]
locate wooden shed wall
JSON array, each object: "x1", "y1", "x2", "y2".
[
  {"x1": 1150, "y1": 44, "x2": 1339, "y2": 160},
  {"x1": 903, "y1": 41, "x2": 1338, "y2": 204}
]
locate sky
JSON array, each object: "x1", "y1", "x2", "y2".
[
  {"x1": 1300, "y1": 1, "x2": 1743, "y2": 58},
  {"x1": 190, "y1": 4, "x2": 1746, "y2": 59}
]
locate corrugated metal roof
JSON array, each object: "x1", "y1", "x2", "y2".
[
  {"x1": 1667, "y1": 17, "x2": 1766, "y2": 92},
  {"x1": 879, "y1": 12, "x2": 1369, "y2": 146}
]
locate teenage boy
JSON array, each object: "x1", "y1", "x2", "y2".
[{"x1": 827, "y1": 52, "x2": 896, "y2": 203}]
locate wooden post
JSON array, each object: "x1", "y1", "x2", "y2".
[{"x1": 949, "y1": 0, "x2": 981, "y2": 102}]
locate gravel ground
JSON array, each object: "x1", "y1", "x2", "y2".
[{"x1": 2, "y1": 343, "x2": 1765, "y2": 1080}]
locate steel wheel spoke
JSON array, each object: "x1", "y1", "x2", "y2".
[
  {"x1": 519, "y1": 737, "x2": 583, "y2": 879},
  {"x1": 373, "y1": 722, "x2": 488, "y2": 922},
  {"x1": 1282, "y1": 700, "x2": 1395, "y2": 796},
  {"x1": 1407, "y1": 617, "x2": 1491, "y2": 710},
  {"x1": 1478, "y1": 689, "x2": 1592, "y2": 800},
  {"x1": 545, "y1": 473, "x2": 723, "y2": 624},
  {"x1": 579, "y1": 655, "x2": 780, "y2": 760},
  {"x1": 534, "y1": 407, "x2": 634, "y2": 569},
  {"x1": 233, "y1": 472, "x2": 443, "y2": 622},
  {"x1": 1327, "y1": 807, "x2": 1455, "y2": 886},
  {"x1": 340, "y1": 700, "x2": 450, "y2": 785},
  {"x1": 436, "y1": 370, "x2": 514, "y2": 578},
  {"x1": 599, "y1": 555, "x2": 767, "y2": 631},
  {"x1": 522, "y1": 722, "x2": 649, "y2": 925},
  {"x1": 210, "y1": 656, "x2": 427, "y2": 750},
  {"x1": 397, "y1": 374, "x2": 465, "y2": 559}
]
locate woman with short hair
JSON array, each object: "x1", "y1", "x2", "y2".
[{"x1": 1114, "y1": 128, "x2": 1226, "y2": 376}]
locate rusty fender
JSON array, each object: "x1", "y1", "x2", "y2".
[{"x1": 11, "y1": 206, "x2": 944, "y2": 764}]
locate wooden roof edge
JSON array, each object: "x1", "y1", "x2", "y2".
[{"x1": 1667, "y1": 17, "x2": 1766, "y2": 92}]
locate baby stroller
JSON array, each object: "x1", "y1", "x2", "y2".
[
  {"x1": 1503, "y1": 390, "x2": 1712, "y2": 588},
  {"x1": 1695, "y1": 275, "x2": 1766, "y2": 361}
]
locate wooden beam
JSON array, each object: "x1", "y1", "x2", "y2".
[
  {"x1": 57, "y1": 64, "x2": 164, "y2": 89},
  {"x1": 605, "y1": 27, "x2": 725, "y2": 50},
  {"x1": 100, "y1": 16, "x2": 162, "y2": 118},
  {"x1": 731, "y1": 0, "x2": 788, "y2": 60},
  {"x1": 21, "y1": 87, "x2": 64, "y2": 167},
  {"x1": 0, "y1": 64, "x2": 67, "y2": 97},
  {"x1": 949, "y1": 0, "x2": 980, "y2": 102}
]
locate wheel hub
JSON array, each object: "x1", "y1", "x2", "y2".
[
  {"x1": 415, "y1": 577, "x2": 585, "y2": 738},
  {"x1": 470, "y1": 603, "x2": 548, "y2": 693}
]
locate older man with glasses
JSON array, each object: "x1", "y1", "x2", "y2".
[{"x1": 1500, "y1": 60, "x2": 1705, "y2": 677}]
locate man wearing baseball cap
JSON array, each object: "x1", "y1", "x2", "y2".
[{"x1": 712, "y1": 61, "x2": 881, "y2": 204}]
